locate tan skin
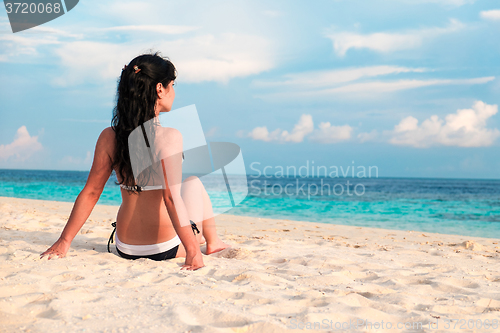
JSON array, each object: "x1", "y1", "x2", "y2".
[{"x1": 40, "y1": 81, "x2": 229, "y2": 270}]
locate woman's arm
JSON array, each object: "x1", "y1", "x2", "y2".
[
  {"x1": 159, "y1": 128, "x2": 204, "y2": 270},
  {"x1": 40, "y1": 128, "x2": 114, "y2": 259}
]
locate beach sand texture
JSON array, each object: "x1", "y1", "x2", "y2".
[{"x1": 1, "y1": 196, "x2": 499, "y2": 332}]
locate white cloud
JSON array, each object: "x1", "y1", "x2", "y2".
[
  {"x1": 0, "y1": 25, "x2": 85, "y2": 62},
  {"x1": 53, "y1": 32, "x2": 274, "y2": 86},
  {"x1": 248, "y1": 114, "x2": 352, "y2": 144},
  {"x1": 52, "y1": 41, "x2": 127, "y2": 86},
  {"x1": 47, "y1": 0, "x2": 275, "y2": 85},
  {"x1": 60, "y1": 151, "x2": 93, "y2": 168},
  {"x1": 249, "y1": 114, "x2": 314, "y2": 143},
  {"x1": 285, "y1": 114, "x2": 315, "y2": 143},
  {"x1": 329, "y1": 32, "x2": 419, "y2": 57},
  {"x1": 401, "y1": 0, "x2": 476, "y2": 6},
  {"x1": 100, "y1": 25, "x2": 199, "y2": 34},
  {"x1": 309, "y1": 122, "x2": 353, "y2": 144},
  {"x1": 0, "y1": 33, "x2": 61, "y2": 62},
  {"x1": 1, "y1": 0, "x2": 275, "y2": 84},
  {"x1": 314, "y1": 77, "x2": 494, "y2": 95},
  {"x1": 85, "y1": 151, "x2": 92, "y2": 164},
  {"x1": 248, "y1": 126, "x2": 276, "y2": 142},
  {"x1": 257, "y1": 77, "x2": 494, "y2": 100},
  {"x1": 480, "y1": 10, "x2": 500, "y2": 21},
  {"x1": 170, "y1": 33, "x2": 274, "y2": 83},
  {"x1": 236, "y1": 130, "x2": 246, "y2": 138},
  {"x1": 358, "y1": 130, "x2": 379, "y2": 143},
  {"x1": 0, "y1": 126, "x2": 43, "y2": 161},
  {"x1": 253, "y1": 66, "x2": 426, "y2": 89},
  {"x1": 28, "y1": 26, "x2": 84, "y2": 38},
  {"x1": 52, "y1": 41, "x2": 132, "y2": 86},
  {"x1": 254, "y1": 63, "x2": 494, "y2": 102},
  {"x1": 327, "y1": 19, "x2": 464, "y2": 56},
  {"x1": 390, "y1": 101, "x2": 500, "y2": 147},
  {"x1": 93, "y1": 0, "x2": 275, "y2": 38}
]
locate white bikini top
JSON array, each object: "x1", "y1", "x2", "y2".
[
  {"x1": 119, "y1": 153, "x2": 184, "y2": 192},
  {"x1": 119, "y1": 184, "x2": 164, "y2": 191}
]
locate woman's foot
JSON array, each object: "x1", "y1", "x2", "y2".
[{"x1": 206, "y1": 239, "x2": 230, "y2": 255}]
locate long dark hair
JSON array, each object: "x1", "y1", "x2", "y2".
[{"x1": 111, "y1": 52, "x2": 176, "y2": 188}]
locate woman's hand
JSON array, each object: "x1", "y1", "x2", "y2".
[
  {"x1": 40, "y1": 238, "x2": 71, "y2": 260},
  {"x1": 182, "y1": 249, "x2": 204, "y2": 271}
]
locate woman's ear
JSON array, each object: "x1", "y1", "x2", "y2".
[{"x1": 156, "y1": 82, "x2": 164, "y2": 98}]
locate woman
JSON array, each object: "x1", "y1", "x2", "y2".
[{"x1": 40, "y1": 53, "x2": 229, "y2": 270}]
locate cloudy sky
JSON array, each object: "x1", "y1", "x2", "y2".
[{"x1": 1, "y1": 0, "x2": 499, "y2": 178}]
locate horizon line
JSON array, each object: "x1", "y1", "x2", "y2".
[{"x1": 0, "y1": 168, "x2": 499, "y2": 181}]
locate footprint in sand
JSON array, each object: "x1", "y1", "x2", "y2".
[
  {"x1": 51, "y1": 273, "x2": 85, "y2": 282},
  {"x1": 173, "y1": 305, "x2": 251, "y2": 328},
  {"x1": 455, "y1": 240, "x2": 485, "y2": 251},
  {"x1": 212, "y1": 247, "x2": 254, "y2": 260},
  {"x1": 36, "y1": 307, "x2": 59, "y2": 319}
]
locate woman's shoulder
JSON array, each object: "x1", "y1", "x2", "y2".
[
  {"x1": 161, "y1": 126, "x2": 182, "y2": 141},
  {"x1": 154, "y1": 127, "x2": 182, "y2": 156},
  {"x1": 101, "y1": 126, "x2": 116, "y2": 139},
  {"x1": 94, "y1": 127, "x2": 116, "y2": 155},
  {"x1": 97, "y1": 127, "x2": 117, "y2": 145}
]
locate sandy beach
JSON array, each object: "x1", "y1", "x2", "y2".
[{"x1": 1, "y1": 196, "x2": 499, "y2": 332}]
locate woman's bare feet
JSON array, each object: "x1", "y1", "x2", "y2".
[{"x1": 206, "y1": 239, "x2": 230, "y2": 255}]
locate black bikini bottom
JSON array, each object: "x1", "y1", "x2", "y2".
[
  {"x1": 108, "y1": 220, "x2": 200, "y2": 258},
  {"x1": 116, "y1": 245, "x2": 179, "y2": 261}
]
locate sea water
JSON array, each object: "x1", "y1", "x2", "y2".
[{"x1": 1, "y1": 169, "x2": 499, "y2": 239}]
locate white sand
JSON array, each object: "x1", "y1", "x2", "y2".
[{"x1": 1, "y1": 196, "x2": 499, "y2": 332}]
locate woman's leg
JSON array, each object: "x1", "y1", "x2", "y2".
[
  {"x1": 179, "y1": 176, "x2": 205, "y2": 245},
  {"x1": 178, "y1": 176, "x2": 229, "y2": 255},
  {"x1": 199, "y1": 183, "x2": 231, "y2": 254}
]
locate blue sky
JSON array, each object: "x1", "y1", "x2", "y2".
[{"x1": 1, "y1": 0, "x2": 500, "y2": 179}]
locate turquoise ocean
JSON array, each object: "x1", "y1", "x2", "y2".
[{"x1": 1, "y1": 169, "x2": 499, "y2": 239}]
